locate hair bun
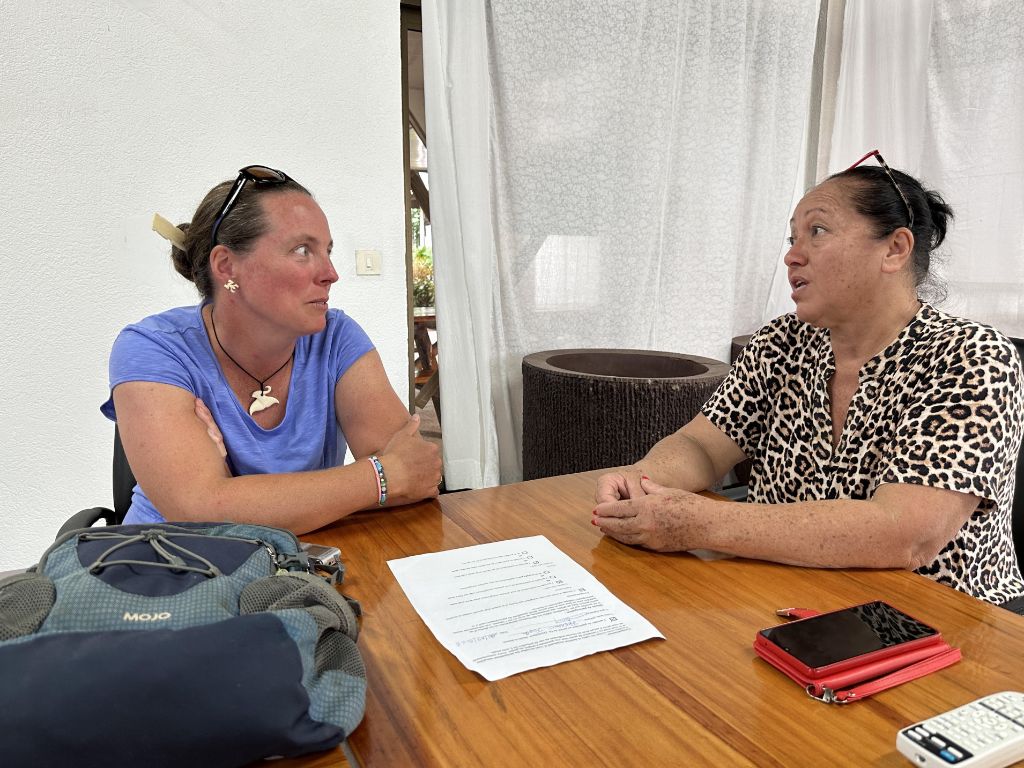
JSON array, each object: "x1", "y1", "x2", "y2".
[
  {"x1": 923, "y1": 189, "x2": 953, "y2": 251},
  {"x1": 169, "y1": 221, "x2": 195, "y2": 281}
]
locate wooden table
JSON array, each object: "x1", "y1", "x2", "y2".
[{"x1": 287, "y1": 471, "x2": 1024, "y2": 767}]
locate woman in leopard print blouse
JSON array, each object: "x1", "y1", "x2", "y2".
[{"x1": 593, "y1": 154, "x2": 1024, "y2": 604}]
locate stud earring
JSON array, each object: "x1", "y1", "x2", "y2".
[{"x1": 224, "y1": 279, "x2": 239, "y2": 293}]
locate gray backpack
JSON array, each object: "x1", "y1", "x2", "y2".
[{"x1": 0, "y1": 522, "x2": 365, "y2": 768}]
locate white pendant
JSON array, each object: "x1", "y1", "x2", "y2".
[{"x1": 249, "y1": 386, "x2": 280, "y2": 415}]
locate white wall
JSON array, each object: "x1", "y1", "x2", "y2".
[{"x1": 0, "y1": 1, "x2": 409, "y2": 570}]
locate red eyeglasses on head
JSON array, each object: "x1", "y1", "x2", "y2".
[{"x1": 845, "y1": 150, "x2": 915, "y2": 229}]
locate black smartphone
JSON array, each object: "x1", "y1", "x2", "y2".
[{"x1": 755, "y1": 601, "x2": 940, "y2": 677}]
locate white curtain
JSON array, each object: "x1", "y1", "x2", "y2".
[
  {"x1": 768, "y1": 0, "x2": 1024, "y2": 336},
  {"x1": 426, "y1": 0, "x2": 821, "y2": 487},
  {"x1": 920, "y1": 0, "x2": 1024, "y2": 336},
  {"x1": 422, "y1": 1, "x2": 503, "y2": 489}
]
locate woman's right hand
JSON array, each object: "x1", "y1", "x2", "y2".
[
  {"x1": 377, "y1": 414, "x2": 442, "y2": 503},
  {"x1": 595, "y1": 467, "x2": 647, "y2": 504}
]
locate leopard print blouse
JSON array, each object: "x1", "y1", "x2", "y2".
[{"x1": 702, "y1": 303, "x2": 1024, "y2": 604}]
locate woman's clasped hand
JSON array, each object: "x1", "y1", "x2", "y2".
[{"x1": 593, "y1": 473, "x2": 709, "y2": 552}]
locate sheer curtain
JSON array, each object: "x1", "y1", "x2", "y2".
[
  {"x1": 422, "y1": 2, "x2": 502, "y2": 489},
  {"x1": 425, "y1": 0, "x2": 820, "y2": 487},
  {"x1": 767, "y1": 0, "x2": 1024, "y2": 336},
  {"x1": 919, "y1": 0, "x2": 1024, "y2": 335}
]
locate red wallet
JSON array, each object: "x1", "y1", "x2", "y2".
[{"x1": 753, "y1": 602, "x2": 961, "y2": 704}]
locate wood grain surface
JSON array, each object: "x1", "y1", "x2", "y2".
[{"x1": 284, "y1": 471, "x2": 1024, "y2": 767}]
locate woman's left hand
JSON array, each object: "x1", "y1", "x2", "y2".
[{"x1": 592, "y1": 476, "x2": 709, "y2": 552}]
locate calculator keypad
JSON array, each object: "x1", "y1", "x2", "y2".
[{"x1": 900, "y1": 692, "x2": 1024, "y2": 764}]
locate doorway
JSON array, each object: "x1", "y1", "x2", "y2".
[{"x1": 401, "y1": 2, "x2": 441, "y2": 449}]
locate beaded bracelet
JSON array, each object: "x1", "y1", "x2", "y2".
[{"x1": 368, "y1": 455, "x2": 388, "y2": 506}]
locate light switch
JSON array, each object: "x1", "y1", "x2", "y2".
[{"x1": 355, "y1": 249, "x2": 382, "y2": 276}]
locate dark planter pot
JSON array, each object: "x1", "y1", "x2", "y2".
[
  {"x1": 521, "y1": 349, "x2": 730, "y2": 480},
  {"x1": 730, "y1": 334, "x2": 753, "y2": 364},
  {"x1": 730, "y1": 334, "x2": 754, "y2": 485}
]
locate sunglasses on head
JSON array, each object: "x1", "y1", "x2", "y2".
[
  {"x1": 209, "y1": 165, "x2": 292, "y2": 251},
  {"x1": 845, "y1": 150, "x2": 914, "y2": 230}
]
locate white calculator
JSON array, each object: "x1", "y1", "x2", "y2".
[{"x1": 897, "y1": 692, "x2": 1024, "y2": 767}]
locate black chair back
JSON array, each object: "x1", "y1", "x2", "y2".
[
  {"x1": 56, "y1": 425, "x2": 135, "y2": 538},
  {"x1": 111, "y1": 425, "x2": 135, "y2": 520}
]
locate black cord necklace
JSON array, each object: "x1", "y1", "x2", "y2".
[{"x1": 210, "y1": 307, "x2": 293, "y2": 416}]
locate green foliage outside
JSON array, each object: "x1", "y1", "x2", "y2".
[{"x1": 413, "y1": 244, "x2": 434, "y2": 307}]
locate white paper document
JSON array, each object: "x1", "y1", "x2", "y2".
[{"x1": 387, "y1": 535, "x2": 663, "y2": 681}]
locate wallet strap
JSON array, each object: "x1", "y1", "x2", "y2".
[
  {"x1": 775, "y1": 607, "x2": 821, "y2": 620},
  {"x1": 806, "y1": 646, "x2": 963, "y2": 704}
]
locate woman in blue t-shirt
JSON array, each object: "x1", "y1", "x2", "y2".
[{"x1": 102, "y1": 165, "x2": 442, "y2": 533}]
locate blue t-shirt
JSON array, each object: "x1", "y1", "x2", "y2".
[{"x1": 101, "y1": 303, "x2": 375, "y2": 524}]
